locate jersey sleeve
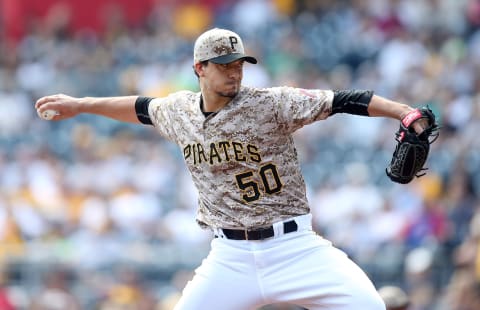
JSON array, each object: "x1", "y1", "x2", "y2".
[
  {"x1": 273, "y1": 87, "x2": 334, "y2": 133},
  {"x1": 147, "y1": 91, "x2": 194, "y2": 142}
]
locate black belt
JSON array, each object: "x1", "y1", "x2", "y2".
[{"x1": 216, "y1": 220, "x2": 298, "y2": 240}]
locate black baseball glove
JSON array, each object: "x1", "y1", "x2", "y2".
[{"x1": 386, "y1": 107, "x2": 439, "y2": 184}]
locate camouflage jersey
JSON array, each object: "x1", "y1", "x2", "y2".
[{"x1": 148, "y1": 85, "x2": 334, "y2": 229}]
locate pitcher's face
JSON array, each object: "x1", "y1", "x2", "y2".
[{"x1": 201, "y1": 60, "x2": 244, "y2": 98}]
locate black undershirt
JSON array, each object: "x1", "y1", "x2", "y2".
[
  {"x1": 200, "y1": 96, "x2": 215, "y2": 117},
  {"x1": 331, "y1": 89, "x2": 373, "y2": 116}
]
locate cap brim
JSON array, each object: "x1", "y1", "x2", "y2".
[{"x1": 209, "y1": 53, "x2": 257, "y2": 64}]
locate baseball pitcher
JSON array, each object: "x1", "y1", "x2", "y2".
[{"x1": 35, "y1": 28, "x2": 437, "y2": 309}]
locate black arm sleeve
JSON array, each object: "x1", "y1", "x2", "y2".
[
  {"x1": 331, "y1": 90, "x2": 374, "y2": 116},
  {"x1": 135, "y1": 96, "x2": 154, "y2": 125}
]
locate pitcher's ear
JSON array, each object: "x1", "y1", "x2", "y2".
[{"x1": 193, "y1": 61, "x2": 208, "y2": 78}]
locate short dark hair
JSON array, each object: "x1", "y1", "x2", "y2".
[{"x1": 193, "y1": 60, "x2": 209, "y2": 78}]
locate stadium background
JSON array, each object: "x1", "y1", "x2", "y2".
[{"x1": 1, "y1": 0, "x2": 480, "y2": 309}]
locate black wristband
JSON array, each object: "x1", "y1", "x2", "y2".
[
  {"x1": 331, "y1": 90, "x2": 373, "y2": 116},
  {"x1": 135, "y1": 96, "x2": 154, "y2": 125}
]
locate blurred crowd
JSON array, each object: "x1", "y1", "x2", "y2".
[{"x1": 1, "y1": 0, "x2": 480, "y2": 309}]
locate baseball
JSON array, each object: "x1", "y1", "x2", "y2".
[{"x1": 40, "y1": 109, "x2": 58, "y2": 120}]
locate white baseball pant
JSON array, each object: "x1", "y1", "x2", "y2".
[{"x1": 174, "y1": 214, "x2": 386, "y2": 310}]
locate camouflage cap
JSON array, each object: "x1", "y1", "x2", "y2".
[{"x1": 193, "y1": 28, "x2": 257, "y2": 64}]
